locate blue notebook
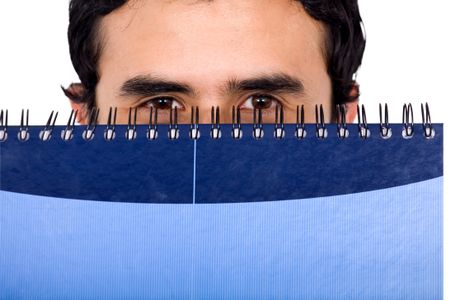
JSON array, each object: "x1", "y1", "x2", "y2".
[{"x1": 0, "y1": 123, "x2": 443, "y2": 299}]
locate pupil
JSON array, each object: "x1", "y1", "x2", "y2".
[
  {"x1": 155, "y1": 98, "x2": 172, "y2": 110},
  {"x1": 252, "y1": 96, "x2": 272, "y2": 109}
]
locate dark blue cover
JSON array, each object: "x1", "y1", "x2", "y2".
[{"x1": 0, "y1": 124, "x2": 443, "y2": 203}]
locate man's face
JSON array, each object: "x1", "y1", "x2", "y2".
[{"x1": 86, "y1": 0, "x2": 332, "y2": 124}]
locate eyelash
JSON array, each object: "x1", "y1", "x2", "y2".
[
  {"x1": 138, "y1": 94, "x2": 284, "y2": 111},
  {"x1": 139, "y1": 97, "x2": 184, "y2": 111},
  {"x1": 238, "y1": 94, "x2": 283, "y2": 111}
]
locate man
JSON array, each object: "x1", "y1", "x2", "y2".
[{"x1": 64, "y1": 0, "x2": 365, "y2": 125}]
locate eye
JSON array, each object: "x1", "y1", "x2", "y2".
[
  {"x1": 140, "y1": 97, "x2": 184, "y2": 110},
  {"x1": 238, "y1": 94, "x2": 282, "y2": 111}
]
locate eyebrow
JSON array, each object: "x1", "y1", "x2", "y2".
[
  {"x1": 119, "y1": 73, "x2": 304, "y2": 98},
  {"x1": 120, "y1": 75, "x2": 196, "y2": 97},
  {"x1": 224, "y1": 73, "x2": 304, "y2": 95}
]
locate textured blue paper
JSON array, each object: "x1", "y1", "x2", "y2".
[{"x1": 0, "y1": 178, "x2": 443, "y2": 299}]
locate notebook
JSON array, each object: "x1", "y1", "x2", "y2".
[{"x1": 0, "y1": 105, "x2": 443, "y2": 299}]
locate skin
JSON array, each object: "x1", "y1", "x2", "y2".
[{"x1": 70, "y1": 0, "x2": 357, "y2": 124}]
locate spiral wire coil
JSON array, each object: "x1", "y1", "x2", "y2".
[{"x1": 0, "y1": 103, "x2": 437, "y2": 143}]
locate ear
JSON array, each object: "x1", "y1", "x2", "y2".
[
  {"x1": 345, "y1": 83, "x2": 360, "y2": 123},
  {"x1": 346, "y1": 101, "x2": 358, "y2": 123},
  {"x1": 62, "y1": 83, "x2": 89, "y2": 125},
  {"x1": 69, "y1": 102, "x2": 89, "y2": 125}
]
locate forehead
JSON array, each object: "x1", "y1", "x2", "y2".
[{"x1": 97, "y1": 0, "x2": 327, "y2": 83}]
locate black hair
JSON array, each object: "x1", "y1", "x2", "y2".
[{"x1": 66, "y1": 0, "x2": 365, "y2": 111}]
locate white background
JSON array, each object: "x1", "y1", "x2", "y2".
[{"x1": 0, "y1": 0, "x2": 449, "y2": 297}]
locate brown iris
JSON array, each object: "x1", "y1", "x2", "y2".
[
  {"x1": 148, "y1": 98, "x2": 174, "y2": 110},
  {"x1": 251, "y1": 95, "x2": 273, "y2": 110}
]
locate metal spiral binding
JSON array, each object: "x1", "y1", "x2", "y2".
[
  {"x1": 379, "y1": 103, "x2": 392, "y2": 139},
  {"x1": 274, "y1": 105, "x2": 285, "y2": 139},
  {"x1": 0, "y1": 109, "x2": 8, "y2": 142},
  {"x1": 61, "y1": 109, "x2": 77, "y2": 142},
  {"x1": 210, "y1": 106, "x2": 221, "y2": 139},
  {"x1": 402, "y1": 103, "x2": 414, "y2": 139},
  {"x1": 147, "y1": 107, "x2": 158, "y2": 141},
  {"x1": 295, "y1": 105, "x2": 306, "y2": 139},
  {"x1": 315, "y1": 105, "x2": 327, "y2": 139},
  {"x1": 336, "y1": 104, "x2": 349, "y2": 139},
  {"x1": 39, "y1": 111, "x2": 58, "y2": 141},
  {"x1": 357, "y1": 104, "x2": 370, "y2": 139},
  {"x1": 190, "y1": 107, "x2": 200, "y2": 140},
  {"x1": 18, "y1": 109, "x2": 30, "y2": 142},
  {"x1": 126, "y1": 107, "x2": 138, "y2": 141},
  {"x1": 82, "y1": 107, "x2": 99, "y2": 141},
  {"x1": 421, "y1": 103, "x2": 435, "y2": 139},
  {"x1": 253, "y1": 107, "x2": 264, "y2": 139},
  {"x1": 168, "y1": 107, "x2": 180, "y2": 140},
  {"x1": 104, "y1": 107, "x2": 117, "y2": 141},
  {"x1": 0, "y1": 104, "x2": 439, "y2": 142},
  {"x1": 231, "y1": 106, "x2": 243, "y2": 139}
]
